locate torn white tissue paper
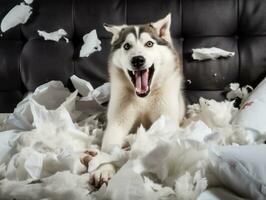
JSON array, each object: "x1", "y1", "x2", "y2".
[
  {"x1": 0, "y1": 114, "x2": 13, "y2": 132},
  {"x1": 70, "y1": 75, "x2": 94, "y2": 96},
  {"x1": 196, "y1": 97, "x2": 237, "y2": 128},
  {"x1": 0, "y1": 77, "x2": 261, "y2": 200},
  {"x1": 0, "y1": 171, "x2": 92, "y2": 200},
  {"x1": 6, "y1": 81, "x2": 75, "y2": 130},
  {"x1": 38, "y1": 29, "x2": 69, "y2": 43},
  {"x1": 92, "y1": 161, "x2": 177, "y2": 200},
  {"x1": 71, "y1": 75, "x2": 110, "y2": 114},
  {"x1": 4, "y1": 99, "x2": 91, "y2": 181},
  {"x1": 226, "y1": 83, "x2": 253, "y2": 105},
  {"x1": 175, "y1": 171, "x2": 208, "y2": 200},
  {"x1": 192, "y1": 47, "x2": 235, "y2": 61},
  {"x1": 184, "y1": 120, "x2": 212, "y2": 143},
  {"x1": 0, "y1": 130, "x2": 21, "y2": 165},
  {"x1": 6, "y1": 147, "x2": 44, "y2": 180},
  {"x1": 24, "y1": 0, "x2": 34, "y2": 4},
  {"x1": 1, "y1": 3, "x2": 32, "y2": 32},
  {"x1": 79, "y1": 29, "x2": 102, "y2": 57}
]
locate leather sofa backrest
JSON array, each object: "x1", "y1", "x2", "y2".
[{"x1": 0, "y1": 0, "x2": 266, "y2": 112}]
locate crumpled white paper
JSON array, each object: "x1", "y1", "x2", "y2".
[
  {"x1": 92, "y1": 116, "x2": 209, "y2": 200},
  {"x1": 6, "y1": 77, "x2": 110, "y2": 130},
  {"x1": 0, "y1": 171, "x2": 92, "y2": 200},
  {"x1": 226, "y1": 83, "x2": 253, "y2": 107},
  {"x1": 187, "y1": 97, "x2": 238, "y2": 128},
  {"x1": 6, "y1": 81, "x2": 73, "y2": 130},
  {"x1": 3, "y1": 98, "x2": 96, "y2": 181},
  {"x1": 38, "y1": 29, "x2": 69, "y2": 43},
  {"x1": 71, "y1": 75, "x2": 110, "y2": 114},
  {"x1": 1, "y1": 3, "x2": 32, "y2": 33},
  {"x1": 0, "y1": 130, "x2": 21, "y2": 165},
  {"x1": 0, "y1": 77, "x2": 263, "y2": 200},
  {"x1": 192, "y1": 47, "x2": 235, "y2": 61},
  {"x1": 79, "y1": 29, "x2": 102, "y2": 57}
]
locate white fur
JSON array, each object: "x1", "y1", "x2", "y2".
[{"x1": 91, "y1": 14, "x2": 185, "y2": 186}]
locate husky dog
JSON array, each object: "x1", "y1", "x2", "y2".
[{"x1": 83, "y1": 14, "x2": 185, "y2": 188}]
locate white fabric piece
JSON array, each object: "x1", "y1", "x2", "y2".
[
  {"x1": 233, "y1": 78, "x2": 266, "y2": 141},
  {"x1": 38, "y1": 29, "x2": 69, "y2": 42},
  {"x1": 192, "y1": 47, "x2": 235, "y2": 61},
  {"x1": 208, "y1": 145, "x2": 266, "y2": 200},
  {"x1": 1, "y1": 3, "x2": 32, "y2": 32},
  {"x1": 79, "y1": 29, "x2": 102, "y2": 57}
]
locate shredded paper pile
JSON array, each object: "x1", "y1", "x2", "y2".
[{"x1": 0, "y1": 75, "x2": 264, "y2": 200}]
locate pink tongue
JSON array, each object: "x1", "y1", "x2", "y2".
[{"x1": 135, "y1": 70, "x2": 149, "y2": 93}]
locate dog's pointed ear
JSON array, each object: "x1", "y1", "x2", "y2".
[
  {"x1": 103, "y1": 23, "x2": 126, "y2": 43},
  {"x1": 151, "y1": 13, "x2": 171, "y2": 41},
  {"x1": 103, "y1": 23, "x2": 123, "y2": 35}
]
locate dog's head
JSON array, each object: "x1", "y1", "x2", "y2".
[{"x1": 104, "y1": 14, "x2": 176, "y2": 98}]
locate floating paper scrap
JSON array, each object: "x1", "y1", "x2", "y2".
[
  {"x1": 38, "y1": 29, "x2": 69, "y2": 43},
  {"x1": 1, "y1": 3, "x2": 32, "y2": 32},
  {"x1": 24, "y1": 0, "x2": 34, "y2": 4},
  {"x1": 79, "y1": 29, "x2": 102, "y2": 57},
  {"x1": 192, "y1": 47, "x2": 235, "y2": 61}
]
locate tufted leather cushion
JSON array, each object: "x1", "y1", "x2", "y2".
[{"x1": 0, "y1": 0, "x2": 266, "y2": 112}]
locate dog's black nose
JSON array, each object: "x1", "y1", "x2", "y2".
[{"x1": 131, "y1": 56, "x2": 145, "y2": 68}]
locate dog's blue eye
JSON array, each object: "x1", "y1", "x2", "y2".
[
  {"x1": 145, "y1": 41, "x2": 154, "y2": 48},
  {"x1": 123, "y1": 43, "x2": 131, "y2": 50}
]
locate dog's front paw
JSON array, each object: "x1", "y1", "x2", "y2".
[
  {"x1": 89, "y1": 163, "x2": 116, "y2": 188},
  {"x1": 80, "y1": 149, "x2": 98, "y2": 168}
]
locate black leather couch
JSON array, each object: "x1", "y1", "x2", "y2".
[{"x1": 0, "y1": 0, "x2": 266, "y2": 113}]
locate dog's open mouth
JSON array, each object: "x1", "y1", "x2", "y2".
[{"x1": 128, "y1": 65, "x2": 155, "y2": 97}]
